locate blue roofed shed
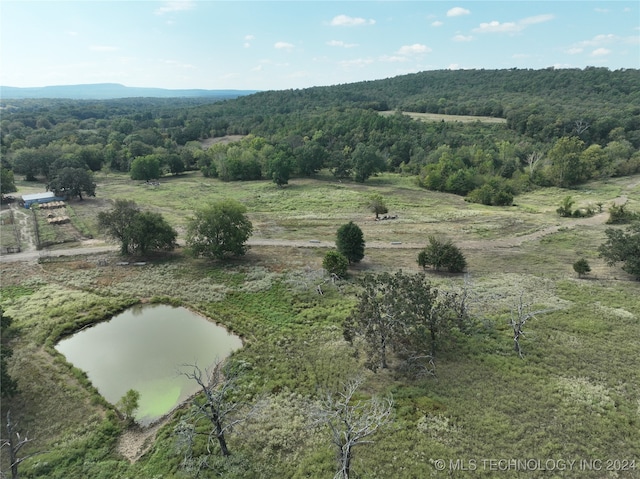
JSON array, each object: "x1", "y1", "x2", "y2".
[{"x1": 22, "y1": 192, "x2": 64, "y2": 209}]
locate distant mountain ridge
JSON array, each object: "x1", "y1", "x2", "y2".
[{"x1": 0, "y1": 83, "x2": 260, "y2": 100}]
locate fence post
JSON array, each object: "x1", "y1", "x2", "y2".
[{"x1": 32, "y1": 207, "x2": 41, "y2": 250}]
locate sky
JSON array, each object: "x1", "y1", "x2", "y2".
[{"x1": 1, "y1": 1, "x2": 639, "y2": 91}]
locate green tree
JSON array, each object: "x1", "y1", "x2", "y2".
[
  {"x1": 296, "y1": 140, "x2": 327, "y2": 176},
  {"x1": 128, "y1": 211, "x2": 178, "y2": 255},
  {"x1": 546, "y1": 136, "x2": 587, "y2": 187},
  {"x1": 265, "y1": 151, "x2": 293, "y2": 187},
  {"x1": 0, "y1": 168, "x2": 17, "y2": 197},
  {"x1": 186, "y1": 199, "x2": 253, "y2": 260},
  {"x1": 322, "y1": 250, "x2": 349, "y2": 278},
  {"x1": 165, "y1": 153, "x2": 185, "y2": 176},
  {"x1": 573, "y1": 258, "x2": 591, "y2": 278},
  {"x1": 368, "y1": 193, "x2": 388, "y2": 219},
  {"x1": 117, "y1": 389, "x2": 140, "y2": 426},
  {"x1": 98, "y1": 200, "x2": 177, "y2": 255},
  {"x1": 47, "y1": 167, "x2": 96, "y2": 200},
  {"x1": 418, "y1": 236, "x2": 467, "y2": 273},
  {"x1": 351, "y1": 143, "x2": 385, "y2": 183},
  {"x1": 1, "y1": 308, "x2": 18, "y2": 398},
  {"x1": 344, "y1": 271, "x2": 468, "y2": 373},
  {"x1": 130, "y1": 155, "x2": 161, "y2": 181},
  {"x1": 336, "y1": 221, "x2": 365, "y2": 264},
  {"x1": 13, "y1": 148, "x2": 46, "y2": 181},
  {"x1": 97, "y1": 200, "x2": 139, "y2": 255},
  {"x1": 598, "y1": 223, "x2": 640, "y2": 279}
]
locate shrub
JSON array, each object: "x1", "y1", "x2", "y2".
[
  {"x1": 322, "y1": 251, "x2": 349, "y2": 278},
  {"x1": 556, "y1": 196, "x2": 575, "y2": 217},
  {"x1": 606, "y1": 202, "x2": 639, "y2": 224},
  {"x1": 573, "y1": 258, "x2": 591, "y2": 278},
  {"x1": 418, "y1": 236, "x2": 467, "y2": 273}
]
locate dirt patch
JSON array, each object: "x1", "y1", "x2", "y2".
[
  {"x1": 117, "y1": 419, "x2": 167, "y2": 463},
  {"x1": 200, "y1": 135, "x2": 246, "y2": 149}
]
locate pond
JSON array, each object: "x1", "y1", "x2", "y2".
[{"x1": 55, "y1": 304, "x2": 243, "y2": 425}]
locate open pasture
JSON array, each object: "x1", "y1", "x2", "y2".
[{"x1": 1, "y1": 172, "x2": 639, "y2": 478}]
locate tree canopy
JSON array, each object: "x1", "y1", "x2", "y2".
[
  {"x1": 47, "y1": 167, "x2": 96, "y2": 200},
  {"x1": 186, "y1": 199, "x2": 253, "y2": 260},
  {"x1": 97, "y1": 199, "x2": 177, "y2": 255},
  {"x1": 336, "y1": 221, "x2": 365, "y2": 264},
  {"x1": 598, "y1": 222, "x2": 640, "y2": 279}
]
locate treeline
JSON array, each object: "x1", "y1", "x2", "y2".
[{"x1": 1, "y1": 68, "x2": 639, "y2": 204}]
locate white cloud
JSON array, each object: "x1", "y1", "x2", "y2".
[
  {"x1": 591, "y1": 48, "x2": 611, "y2": 56},
  {"x1": 431, "y1": 21, "x2": 443, "y2": 27},
  {"x1": 566, "y1": 47, "x2": 583, "y2": 55},
  {"x1": 90, "y1": 45, "x2": 118, "y2": 52},
  {"x1": 474, "y1": 20, "x2": 518, "y2": 33},
  {"x1": 155, "y1": 0, "x2": 195, "y2": 15},
  {"x1": 448, "y1": 64, "x2": 460, "y2": 70},
  {"x1": 578, "y1": 34, "x2": 617, "y2": 47},
  {"x1": 447, "y1": 7, "x2": 470, "y2": 17},
  {"x1": 330, "y1": 14, "x2": 376, "y2": 27},
  {"x1": 327, "y1": 40, "x2": 358, "y2": 48},
  {"x1": 274, "y1": 42, "x2": 295, "y2": 52},
  {"x1": 473, "y1": 14, "x2": 554, "y2": 33},
  {"x1": 594, "y1": 8, "x2": 609, "y2": 13},
  {"x1": 244, "y1": 35, "x2": 255, "y2": 48},
  {"x1": 520, "y1": 14, "x2": 555, "y2": 25},
  {"x1": 396, "y1": 43, "x2": 431, "y2": 55},
  {"x1": 453, "y1": 34, "x2": 473, "y2": 42}
]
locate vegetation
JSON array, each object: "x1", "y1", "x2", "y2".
[
  {"x1": 368, "y1": 193, "x2": 388, "y2": 219},
  {"x1": 186, "y1": 199, "x2": 253, "y2": 260},
  {"x1": 573, "y1": 258, "x2": 591, "y2": 278},
  {"x1": 47, "y1": 167, "x2": 96, "y2": 200},
  {"x1": 97, "y1": 200, "x2": 177, "y2": 255},
  {"x1": 1, "y1": 308, "x2": 18, "y2": 398},
  {"x1": 1, "y1": 168, "x2": 17, "y2": 197},
  {"x1": 336, "y1": 221, "x2": 365, "y2": 264},
  {"x1": 322, "y1": 251, "x2": 348, "y2": 279},
  {"x1": 598, "y1": 222, "x2": 640, "y2": 279},
  {"x1": 117, "y1": 389, "x2": 140, "y2": 426},
  {"x1": 0, "y1": 67, "x2": 639, "y2": 478},
  {"x1": 418, "y1": 236, "x2": 467, "y2": 273},
  {"x1": 606, "y1": 202, "x2": 639, "y2": 224}
]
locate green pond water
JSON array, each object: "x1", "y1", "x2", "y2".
[{"x1": 55, "y1": 304, "x2": 242, "y2": 425}]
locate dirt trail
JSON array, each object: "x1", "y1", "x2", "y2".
[{"x1": 0, "y1": 194, "x2": 629, "y2": 264}]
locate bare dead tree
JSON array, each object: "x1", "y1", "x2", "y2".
[
  {"x1": 525, "y1": 151, "x2": 544, "y2": 174},
  {"x1": 574, "y1": 119, "x2": 590, "y2": 136},
  {"x1": 314, "y1": 377, "x2": 394, "y2": 479},
  {"x1": 1, "y1": 411, "x2": 41, "y2": 479},
  {"x1": 179, "y1": 360, "x2": 247, "y2": 459},
  {"x1": 509, "y1": 294, "x2": 557, "y2": 358}
]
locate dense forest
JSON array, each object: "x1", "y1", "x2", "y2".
[{"x1": 2, "y1": 68, "x2": 639, "y2": 205}]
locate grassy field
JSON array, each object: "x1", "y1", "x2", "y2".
[
  {"x1": 379, "y1": 110, "x2": 508, "y2": 124},
  {"x1": 1, "y1": 172, "x2": 639, "y2": 478}
]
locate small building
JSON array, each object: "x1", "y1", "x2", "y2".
[{"x1": 21, "y1": 192, "x2": 64, "y2": 209}]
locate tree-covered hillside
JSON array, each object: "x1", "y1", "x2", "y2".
[{"x1": 2, "y1": 68, "x2": 639, "y2": 205}]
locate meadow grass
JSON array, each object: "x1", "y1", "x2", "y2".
[{"x1": 1, "y1": 172, "x2": 639, "y2": 478}]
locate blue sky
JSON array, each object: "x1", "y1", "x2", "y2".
[{"x1": 1, "y1": 1, "x2": 638, "y2": 91}]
